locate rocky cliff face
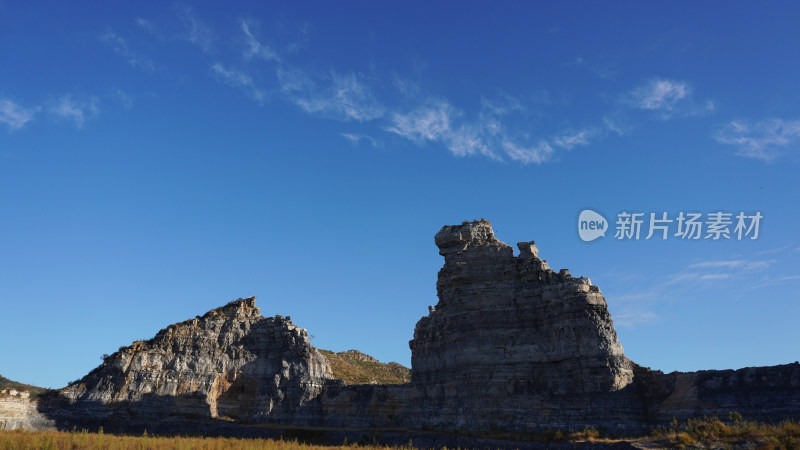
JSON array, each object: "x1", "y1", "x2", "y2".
[
  {"x1": 45, "y1": 297, "x2": 331, "y2": 429},
  {"x1": 633, "y1": 362, "x2": 800, "y2": 425},
  {"x1": 6, "y1": 220, "x2": 800, "y2": 439},
  {"x1": 0, "y1": 389, "x2": 53, "y2": 431},
  {"x1": 408, "y1": 220, "x2": 636, "y2": 430}
]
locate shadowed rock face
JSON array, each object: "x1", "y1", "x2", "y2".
[
  {"x1": 413, "y1": 220, "x2": 631, "y2": 392},
  {"x1": 407, "y1": 220, "x2": 636, "y2": 430},
  {"x1": 3, "y1": 219, "x2": 799, "y2": 439},
  {"x1": 51, "y1": 297, "x2": 331, "y2": 426}
]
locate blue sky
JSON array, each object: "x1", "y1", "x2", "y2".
[{"x1": 1, "y1": 2, "x2": 799, "y2": 389}]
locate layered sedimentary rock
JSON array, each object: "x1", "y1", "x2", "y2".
[
  {"x1": 408, "y1": 220, "x2": 638, "y2": 430},
  {"x1": 0, "y1": 389, "x2": 53, "y2": 431},
  {"x1": 633, "y1": 362, "x2": 800, "y2": 425},
  {"x1": 5, "y1": 219, "x2": 800, "y2": 439},
  {"x1": 41, "y1": 297, "x2": 331, "y2": 430}
]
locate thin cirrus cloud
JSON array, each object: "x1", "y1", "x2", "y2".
[
  {"x1": 2, "y1": 96, "x2": 101, "y2": 131},
  {"x1": 624, "y1": 78, "x2": 714, "y2": 119},
  {"x1": 100, "y1": 29, "x2": 156, "y2": 72},
  {"x1": 686, "y1": 259, "x2": 775, "y2": 271},
  {"x1": 384, "y1": 97, "x2": 605, "y2": 164},
  {"x1": 112, "y1": 13, "x2": 731, "y2": 165},
  {"x1": 340, "y1": 133, "x2": 382, "y2": 148},
  {"x1": 612, "y1": 310, "x2": 659, "y2": 328},
  {"x1": 713, "y1": 118, "x2": 800, "y2": 161},
  {"x1": 277, "y1": 68, "x2": 385, "y2": 122},
  {"x1": 241, "y1": 20, "x2": 280, "y2": 63},
  {"x1": 50, "y1": 95, "x2": 99, "y2": 128},
  {"x1": 0, "y1": 99, "x2": 39, "y2": 132},
  {"x1": 608, "y1": 257, "x2": 780, "y2": 327},
  {"x1": 175, "y1": 4, "x2": 214, "y2": 52},
  {"x1": 220, "y1": 20, "x2": 603, "y2": 164},
  {"x1": 629, "y1": 78, "x2": 688, "y2": 111},
  {"x1": 384, "y1": 101, "x2": 501, "y2": 160},
  {"x1": 211, "y1": 63, "x2": 268, "y2": 104}
]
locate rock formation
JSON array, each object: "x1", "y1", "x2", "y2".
[
  {"x1": 408, "y1": 219, "x2": 635, "y2": 430},
  {"x1": 39, "y1": 297, "x2": 331, "y2": 431},
  {"x1": 0, "y1": 389, "x2": 53, "y2": 431},
  {"x1": 3, "y1": 219, "x2": 799, "y2": 441}
]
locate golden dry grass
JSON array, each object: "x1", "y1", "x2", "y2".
[
  {"x1": 0, "y1": 428, "x2": 399, "y2": 450},
  {"x1": 650, "y1": 413, "x2": 800, "y2": 448}
]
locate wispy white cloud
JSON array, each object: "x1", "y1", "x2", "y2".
[
  {"x1": 552, "y1": 128, "x2": 597, "y2": 150},
  {"x1": 285, "y1": 22, "x2": 311, "y2": 55},
  {"x1": 447, "y1": 124, "x2": 495, "y2": 159},
  {"x1": 279, "y1": 69, "x2": 385, "y2": 122},
  {"x1": 687, "y1": 259, "x2": 774, "y2": 271},
  {"x1": 110, "y1": 89, "x2": 133, "y2": 110},
  {"x1": 713, "y1": 118, "x2": 800, "y2": 161},
  {"x1": 747, "y1": 275, "x2": 800, "y2": 290},
  {"x1": 50, "y1": 95, "x2": 99, "y2": 128},
  {"x1": 611, "y1": 257, "x2": 775, "y2": 301},
  {"x1": 624, "y1": 78, "x2": 713, "y2": 119},
  {"x1": 700, "y1": 273, "x2": 731, "y2": 280},
  {"x1": 502, "y1": 140, "x2": 553, "y2": 164},
  {"x1": 135, "y1": 18, "x2": 159, "y2": 36},
  {"x1": 385, "y1": 101, "x2": 502, "y2": 160},
  {"x1": 385, "y1": 95, "x2": 603, "y2": 164},
  {"x1": 340, "y1": 133, "x2": 382, "y2": 148},
  {"x1": 210, "y1": 63, "x2": 268, "y2": 104},
  {"x1": 206, "y1": 17, "x2": 646, "y2": 165},
  {"x1": 386, "y1": 101, "x2": 454, "y2": 143},
  {"x1": 100, "y1": 28, "x2": 155, "y2": 72},
  {"x1": 480, "y1": 91, "x2": 524, "y2": 116},
  {"x1": 175, "y1": 4, "x2": 213, "y2": 52},
  {"x1": 602, "y1": 114, "x2": 633, "y2": 136},
  {"x1": 567, "y1": 55, "x2": 617, "y2": 80},
  {"x1": 613, "y1": 310, "x2": 659, "y2": 328},
  {"x1": 0, "y1": 99, "x2": 38, "y2": 131},
  {"x1": 606, "y1": 256, "x2": 781, "y2": 327},
  {"x1": 629, "y1": 78, "x2": 688, "y2": 112},
  {"x1": 757, "y1": 244, "x2": 794, "y2": 255},
  {"x1": 241, "y1": 19, "x2": 279, "y2": 62}
]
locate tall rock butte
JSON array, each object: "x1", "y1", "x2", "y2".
[
  {"x1": 408, "y1": 219, "x2": 634, "y2": 429},
  {"x1": 2, "y1": 219, "x2": 799, "y2": 439}
]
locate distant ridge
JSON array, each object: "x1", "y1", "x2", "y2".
[
  {"x1": 0, "y1": 373, "x2": 49, "y2": 398},
  {"x1": 319, "y1": 349, "x2": 410, "y2": 385}
]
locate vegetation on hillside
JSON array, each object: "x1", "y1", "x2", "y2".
[
  {"x1": 319, "y1": 350, "x2": 410, "y2": 385},
  {"x1": 650, "y1": 413, "x2": 800, "y2": 448},
  {"x1": 0, "y1": 373, "x2": 50, "y2": 398}
]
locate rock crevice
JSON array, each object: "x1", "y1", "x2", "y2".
[{"x1": 5, "y1": 219, "x2": 799, "y2": 437}]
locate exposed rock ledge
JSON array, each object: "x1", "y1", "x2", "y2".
[{"x1": 3, "y1": 220, "x2": 799, "y2": 439}]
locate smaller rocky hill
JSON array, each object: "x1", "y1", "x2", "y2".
[
  {"x1": 0, "y1": 374, "x2": 49, "y2": 399},
  {"x1": 319, "y1": 350, "x2": 410, "y2": 385}
]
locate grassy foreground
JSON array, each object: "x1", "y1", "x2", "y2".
[
  {"x1": 648, "y1": 413, "x2": 800, "y2": 449},
  {"x1": 0, "y1": 429, "x2": 395, "y2": 450},
  {"x1": 2, "y1": 415, "x2": 800, "y2": 449}
]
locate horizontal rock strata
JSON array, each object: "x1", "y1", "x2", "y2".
[
  {"x1": 0, "y1": 389, "x2": 53, "y2": 431},
  {"x1": 39, "y1": 297, "x2": 331, "y2": 430},
  {"x1": 5, "y1": 220, "x2": 799, "y2": 440}
]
